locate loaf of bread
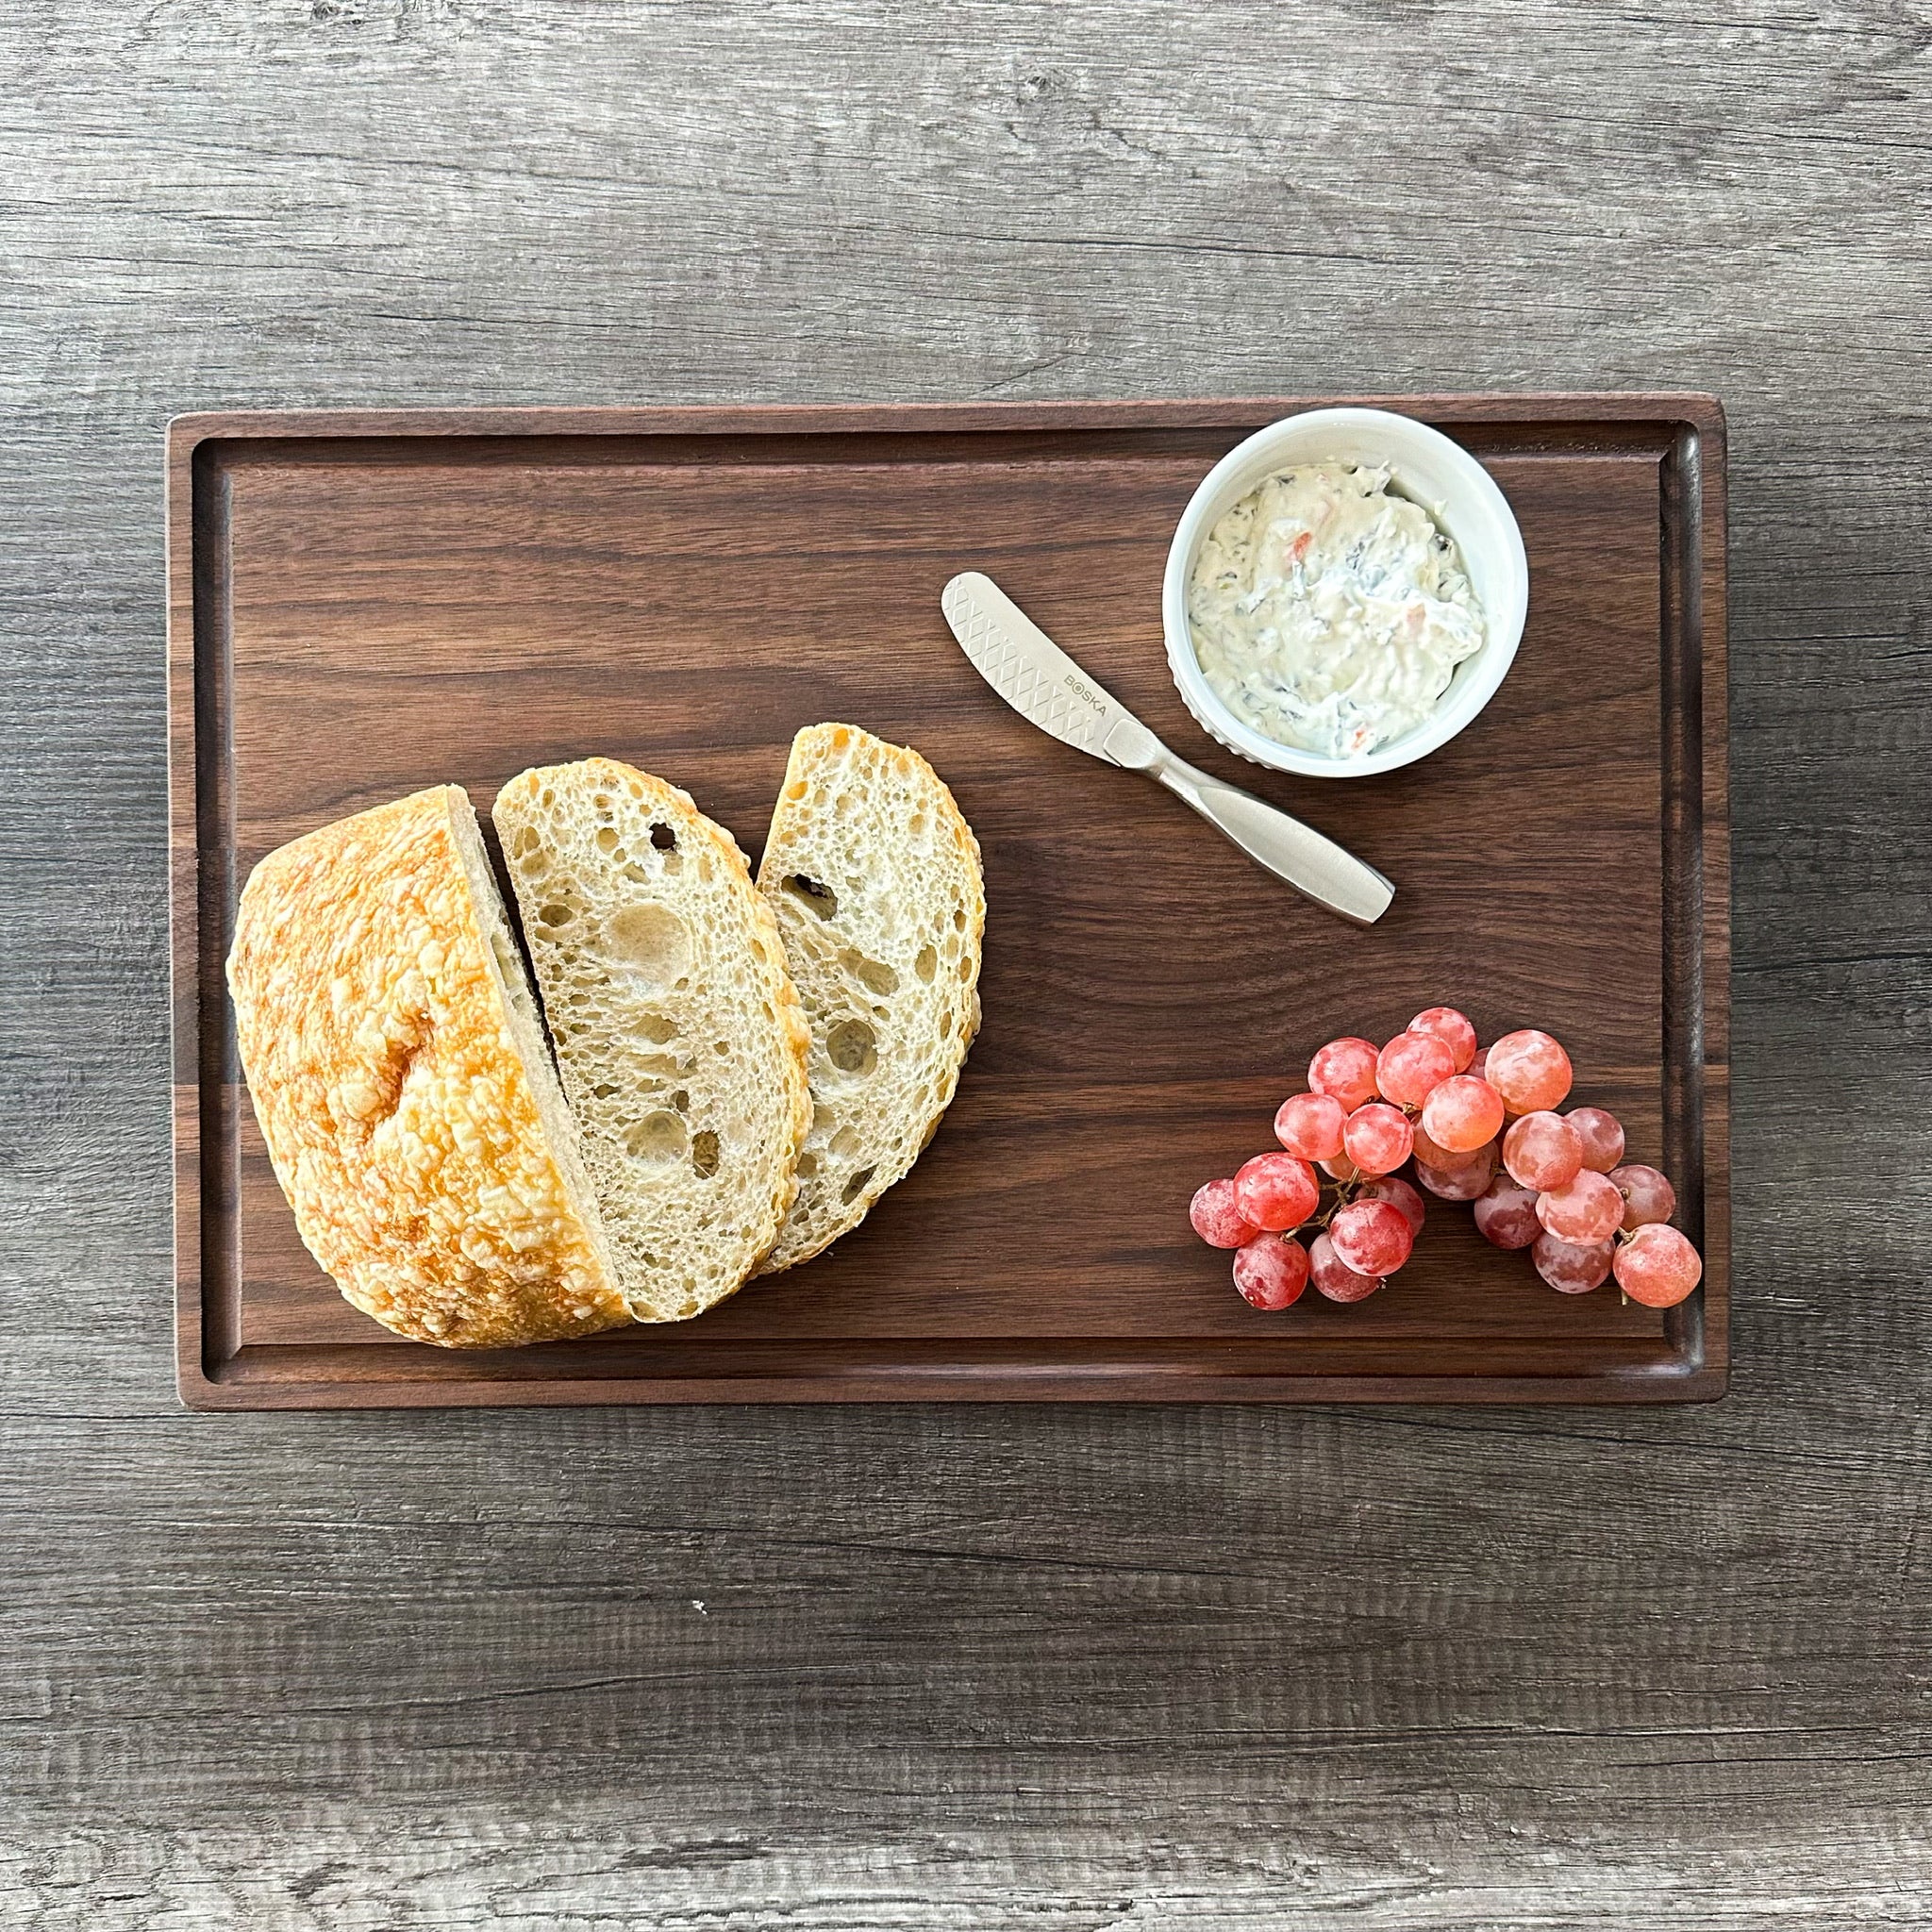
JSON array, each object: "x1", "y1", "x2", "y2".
[
  {"x1": 225, "y1": 786, "x2": 630, "y2": 1348},
  {"x1": 492, "y1": 758, "x2": 812, "y2": 1320},
  {"x1": 755, "y1": 724, "x2": 985, "y2": 1272}
]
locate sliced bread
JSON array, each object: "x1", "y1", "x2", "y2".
[
  {"x1": 491, "y1": 758, "x2": 811, "y2": 1321},
  {"x1": 754, "y1": 723, "x2": 985, "y2": 1272},
  {"x1": 226, "y1": 785, "x2": 630, "y2": 1348}
]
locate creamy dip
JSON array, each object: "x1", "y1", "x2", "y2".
[{"x1": 1188, "y1": 463, "x2": 1487, "y2": 758}]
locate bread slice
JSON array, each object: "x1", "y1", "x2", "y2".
[
  {"x1": 491, "y1": 758, "x2": 811, "y2": 1321},
  {"x1": 754, "y1": 723, "x2": 985, "y2": 1272},
  {"x1": 226, "y1": 785, "x2": 630, "y2": 1349}
]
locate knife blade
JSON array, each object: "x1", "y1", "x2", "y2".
[
  {"x1": 941, "y1": 571, "x2": 1157, "y2": 770},
  {"x1": 941, "y1": 571, "x2": 1394, "y2": 925}
]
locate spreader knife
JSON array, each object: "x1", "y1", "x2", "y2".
[{"x1": 941, "y1": 571, "x2": 1394, "y2": 925}]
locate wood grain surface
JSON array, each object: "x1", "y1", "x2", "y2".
[
  {"x1": 6, "y1": 1, "x2": 1929, "y2": 1924},
  {"x1": 170, "y1": 399, "x2": 1726, "y2": 1405}
]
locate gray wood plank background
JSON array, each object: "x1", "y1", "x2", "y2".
[{"x1": 4, "y1": 1, "x2": 1928, "y2": 1924}]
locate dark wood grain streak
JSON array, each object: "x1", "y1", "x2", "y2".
[
  {"x1": 4, "y1": 0, "x2": 1927, "y2": 1922},
  {"x1": 168, "y1": 398, "x2": 1726, "y2": 1407}
]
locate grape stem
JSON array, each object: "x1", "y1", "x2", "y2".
[{"x1": 1315, "y1": 1172, "x2": 1365, "y2": 1226}]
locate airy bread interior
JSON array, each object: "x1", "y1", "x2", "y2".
[
  {"x1": 755, "y1": 723, "x2": 985, "y2": 1272},
  {"x1": 444, "y1": 789, "x2": 614, "y2": 1267},
  {"x1": 492, "y1": 758, "x2": 811, "y2": 1322}
]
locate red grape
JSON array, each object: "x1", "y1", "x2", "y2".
[
  {"x1": 1376, "y1": 1030, "x2": 1457, "y2": 1108},
  {"x1": 1535, "y1": 1169, "x2": 1623, "y2": 1245},
  {"x1": 1501, "y1": 1111, "x2": 1583, "y2": 1192},
  {"x1": 1420, "y1": 1074, "x2": 1505, "y2": 1153},
  {"x1": 1407, "y1": 1006, "x2": 1477, "y2": 1072},
  {"x1": 1412, "y1": 1119, "x2": 1486, "y2": 1171},
  {"x1": 1308, "y1": 1036, "x2": 1381, "y2": 1112},
  {"x1": 1342, "y1": 1102, "x2": 1414, "y2": 1176},
  {"x1": 1485, "y1": 1029, "x2": 1574, "y2": 1115},
  {"x1": 1473, "y1": 1174, "x2": 1541, "y2": 1249},
  {"x1": 1567, "y1": 1106, "x2": 1625, "y2": 1174},
  {"x1": 1190, "y1": 1177, "x2": 1257, "y2": 1249},
  {"x1": 1200, "y1": 1020, "x2": 1683, "y2": 1318},
  {"x1": 1233, "y1": 1232, "x2": 1311, "y2": 1309},
  {"x1": 1233, "y1": 1153, "x2": 1319, "y2": 1232},
  {"x1": 1608, "y1": 1163, "x2": 1675, "y2": 1231},
  {"x1": 1274, "y1": 1091, "x2": 1346, "y2": 1162},
  {"x1": 1330, "y1": 1199, "x2": 1416, "y2": 1275},
  {"x1": 1309, "y1": 1230, "x2": 1384, "y2": 1303},
  {"x1": 1362, "y1": 1174, "x2": 1426, "y2": 1237},
  {"x1": 1613, "y1": 1223, "x2": 1703, "y2": 1307},
  {"x1": 1414, "y1": 1145, "x2": 1497, "y2": 1200},
  {"x1": 1532, "y1": 1230, "x2": 1614, "y2": 1293}
]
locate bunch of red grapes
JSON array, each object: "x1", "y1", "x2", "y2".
[{"x1": 1189, "y1": 1008, "x2": 1704, "y2": 1312}]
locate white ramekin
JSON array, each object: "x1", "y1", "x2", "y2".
[{"x1": 1163, "y1": 407, "x2": 1529, "y2": 779}]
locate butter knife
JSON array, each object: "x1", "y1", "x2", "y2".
[{"x1": 941, "y1": 572, "x2": 1394, "y2": 925}]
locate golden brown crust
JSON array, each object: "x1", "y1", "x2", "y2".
[{"x1": 226, "y1": 786, "x2": 629, "y2": 1348}]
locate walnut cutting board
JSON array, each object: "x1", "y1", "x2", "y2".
[{"x1": 168, "y1": 397, "x2": 1728, "y2": 1407}]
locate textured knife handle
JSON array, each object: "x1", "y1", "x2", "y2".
[{"x1": 1151, "y1": 755, "x2": 1395, "y2": 925}]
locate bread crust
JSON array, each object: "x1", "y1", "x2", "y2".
[
  {"x1": 226, "y1": 786, "x2": 630, "y2": 1348},
  {"x1": 492, "y1": 758, "x2": 814, "y2": 1320},
  {"x1": 755, "y1": 723, "x2": 986, "y2": 1272}
]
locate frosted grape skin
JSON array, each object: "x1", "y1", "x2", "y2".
[
  {"x1": 1308, "y1": 1036, "x2": 1381, "y2": 1112},
  {"x1": 1485, "y1": 1029, "x2": 1574, "y2": 1115},
  {"x1": 1502, "y1": 1111, "x2": 1584, "y2": 1192},
  {"x1": 1474, "y1": 1175, "x2": 1541, "y2": 1249},
  {"x1": 1329, "y1": 1199, "x2": 1415, "y2": 1276},
  {"x1": 1566, "y1": 1106, "x2": 1626, "y2": 1174},
  {"x1": 1407, "y1": 1006, "x2": 1477, "y2": 1072},
  {"x1": 1274, "y1": 1091, "x2": 1347, "y2": 1162},
  {"x1": 1233, "y1": 1153, "x2": 1320, "y2": 1233},
  {"x1": 1190, "y1": 1177, "x2": 1257, "y2": 1249},
  {"x1": 1535, "y1": 1168, "x2": 1624, "y2": 1245},
  {"x1": 1414, "y1": 1144, "x2": 1499, "y2": 1201},
  {"x1": 1376, "y1": 1031, "x2": 1457, "y2": 1108},
  {"x1": 1341, "y1": 1102, "x2": 1414, "y2": 1177},
  {"x1": 1361, "y1": 1174, "x2": 1426, "y2": 1237},
  {"x1": 1234, "y1": 1232, "x2": 1312, "y2": 1309},
  {"x1": 1608, "y1": 1163, "x2": 1676, "y2": 1231},
  {"x1": 1613, "y1": 1223, "x2": 1703, "y2": 1307},
  {"x1": 1531, "y1": 1231, "x2": 1614, "y2": 1293},
  {"x1": 1309, "y1": 1230, "x2": 1383, "y2": 1304},
  {"x1": 1420, "y1": 1074, "x2": 1506, "y2": 1154}
]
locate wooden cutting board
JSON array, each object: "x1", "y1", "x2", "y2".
[{"x1": 168, "y1": 396, "x2": 1728, "y2": 1407}]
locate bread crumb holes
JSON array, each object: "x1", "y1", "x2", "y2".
[
  {"x1": 624, "y1": 1110, "x2": 687, "y2": 1164},
  {"x1": 783, "y1": 874, "x2": 839, "y2": 919},
  {"x1": 826, "y1": 1018, "x2": 877, "y2": 1077}
]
